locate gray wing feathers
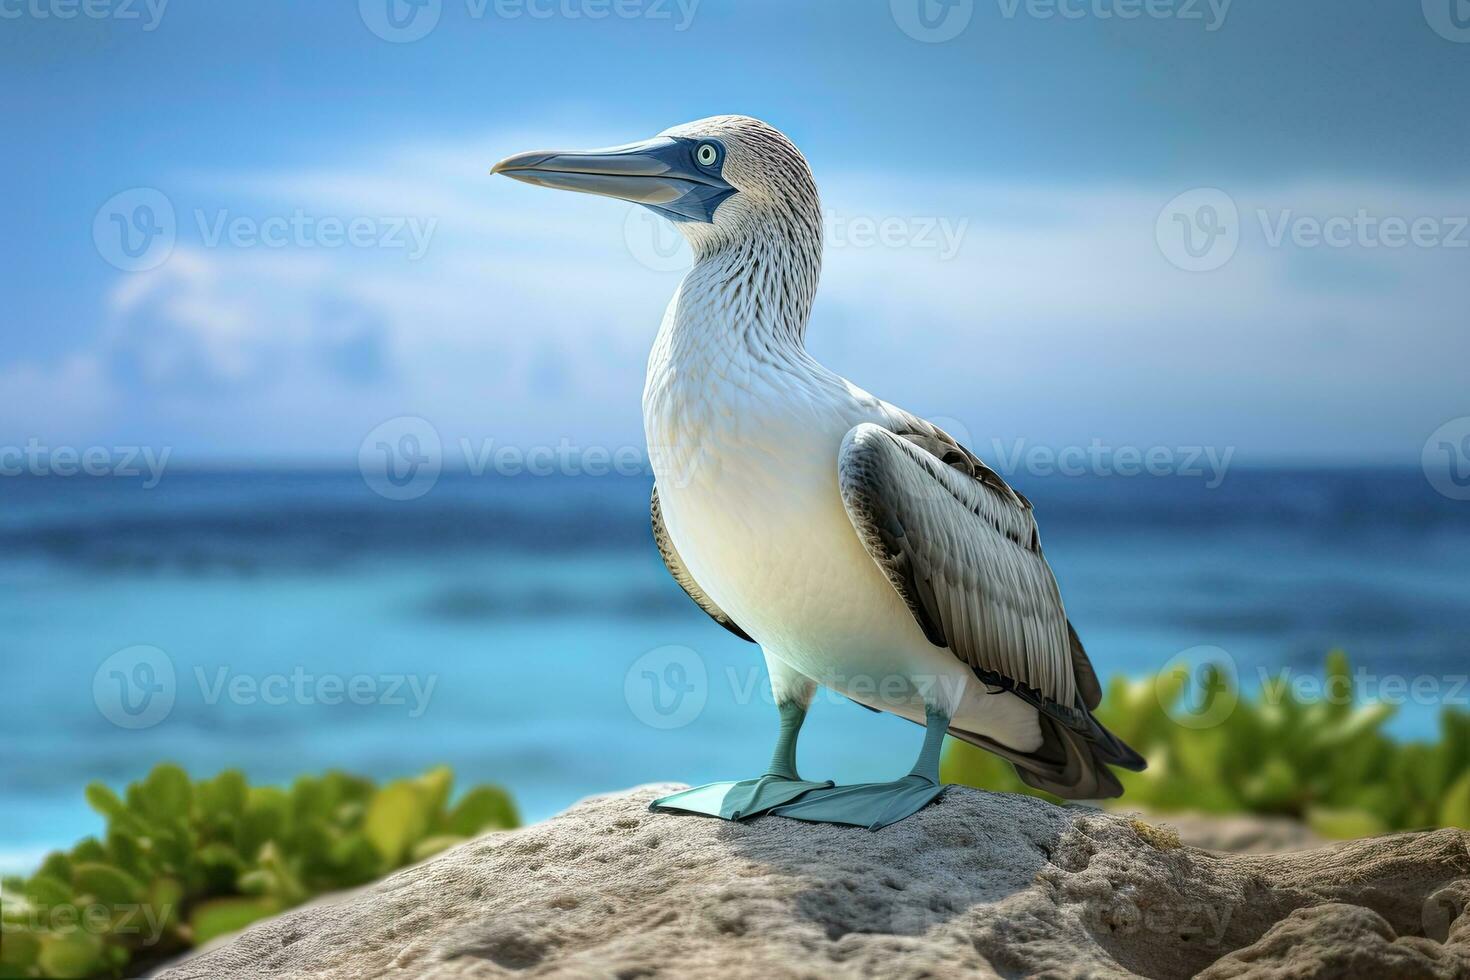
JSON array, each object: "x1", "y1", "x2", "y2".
[
  {"x1": 839, "y1": 421, "x2": 1145, "y2": 798},
  {"x1": 651, "y1": 485, "x2": 754, "y2": 643},
  {"x1": 839, "y1": 423, "x2": 1080, "y2": 716}
]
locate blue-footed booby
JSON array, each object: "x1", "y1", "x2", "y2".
[{"x1": 493, "y1": 116, "x2": 1145, "y2": 830}]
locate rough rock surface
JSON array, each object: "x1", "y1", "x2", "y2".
[
  {"x1": 1129, "y1": 810, "x2": 1326, "y2": 855},
  {"x1": 160, "y1": 784, "x2": 1470, "y2": 980}
]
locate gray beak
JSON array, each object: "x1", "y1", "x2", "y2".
[{"x1": 492, "y1": 136, "x2": 735, "y2": 223}]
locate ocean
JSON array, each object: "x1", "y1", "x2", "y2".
[{"x1": 3, "y1": 466, "x2": 1467, "y2": 870}]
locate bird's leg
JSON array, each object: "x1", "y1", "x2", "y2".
[
  {"x1": 646, "y1": 667, "x2": 834, "y2": 822},
  {"x1": 908, "y1": 703, "x2": 949, "y2": 786},
  {"x1": 769, "y1": 705, "x2": 951, "y2": 831},
  {"x1": 764, "y1": 698, "x2": 808, "y2": 780}
]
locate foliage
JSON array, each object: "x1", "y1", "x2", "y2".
[
  {"x1": 0, "y1": 765, "x2": 517, "y2": 979},
  {"x1": 943, "y1": 651, "x2": 1470, "y2": 838}
]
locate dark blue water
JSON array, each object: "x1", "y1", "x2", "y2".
[{"x1": 3, "y1": 467, "x2": 1467, "y2": 869}]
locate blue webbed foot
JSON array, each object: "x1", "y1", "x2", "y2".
[
  {"x1": 649, "y1": 775, "x2": 834, "y2": 821},
  {"x1": 768, "y1": 774, "x2": 948, "y2": 831}
]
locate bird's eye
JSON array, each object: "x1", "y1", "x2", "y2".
[{"x1": 695, "y1": 143, "x2": 719, "y2": 167}]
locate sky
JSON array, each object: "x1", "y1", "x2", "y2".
[{"x1": 3, "y1": 0, "x2": 1468, "y2": 465}]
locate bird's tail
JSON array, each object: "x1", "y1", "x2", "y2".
[{"x1": 948, "y1": 712, "x2": 1146, "y2": 801}]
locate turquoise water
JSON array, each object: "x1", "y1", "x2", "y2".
[{"x1": 3, "y1": 467, "x2": 1468, "y2": 869}]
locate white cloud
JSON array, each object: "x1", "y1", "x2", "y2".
[{"x1": 4, "y1": 130, "x2": 1467, "y2": 462}]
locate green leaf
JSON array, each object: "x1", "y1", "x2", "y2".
[
  {"x1": 105, "y1": 829, "x2": 147, "y2": 879},
  {"x1": 417, "y1": 766, "x2": 455, "y2": 824},
  {"x1": 24, "y1": 873, "x2": 74, "y2": 909},
  {"x1": 147, "y1": 876, "x2": 185, "y2": 937},
  {"x1": 36, "y1": 852, "x2": 72, "y2": 884},
  {"x1": 37, "y1": 931, "x2": 104, "y2": 980},
  {"x1": 0, "y1": 925, "x2": 40, "y2": 972},
  {"x1": 237, "y1": 786, "x2": 289, "y2": 859},
  {"x1": 84, "y1": 783, "x2": 127, "y2": 822},
  {"x1": 72, "y1": 862, "x2": 144, "y2": 906},
  {"x1": 1439, "y1": 770, "x2": 1470, "y2": 829},
  {"x1": 446, "y1": 786, "x2": 520, "y2": 836},
  {"x1": 363, "y1": 780, "x2": 431, "y2": 866},
  {"x1": 197, "y1": 770, "x2": 248, "y2": 824},
  {"x1": 327, "y1": 834, "x2": 384, "y2": 887},
  {"x1": 69, "y1": 838, "x2": 106, "y2": 864},
  {"x1": 137, "y1": 764, "x2": 193, "y2": 822},
  {"x1": 188, "y1": 897, "x2": 280, "y2": 946}
]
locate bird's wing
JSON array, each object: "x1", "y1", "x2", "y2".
[
  {"x1": 841, "y1": 411, "x2": 1092, "y2": 724},
  {"x1": 839, "y1": 414, "x2": 1143, "y2": 799},
  {"x1": 651, "y1": 484, "x2": 754, "y2": 643}
]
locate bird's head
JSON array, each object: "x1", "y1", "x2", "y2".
[{"x1": 492, "y1": 115, "x2": 820, "y2": 259}]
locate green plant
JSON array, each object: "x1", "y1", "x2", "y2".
[
  {"x1": 0, "y1": 765, "x2": 517, "y2": 979},
  {"x1": 943, "y1": 651, "x2": 1470, "y2": 838}
]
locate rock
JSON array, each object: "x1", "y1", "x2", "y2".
[
  {"x1": 159, "y1": 784, "x2": 1470, "y2": 980},
  {"x1": 1125, "y1": 810, "x2": 1326, "y2": 854}
]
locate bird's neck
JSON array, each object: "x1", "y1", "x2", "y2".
[{"x1": 664, "y1": 216, "x2": 823, "y2": 362}]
